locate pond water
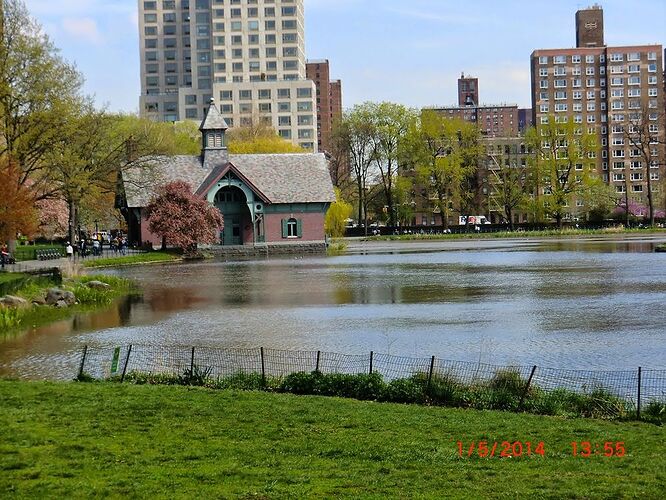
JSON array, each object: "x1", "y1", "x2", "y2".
[{"x1": 2, "y1": 236, "x2": 665, "y2": 379}]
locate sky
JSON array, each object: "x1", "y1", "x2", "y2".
[{"x1": 22, "y1": 0, "x2": 666, "y2": 114}]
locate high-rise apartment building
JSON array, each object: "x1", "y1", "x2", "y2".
[
  {"x1": 138, "y1": 0, "x2": 318, "y2": 151},
  {"x1": 427, "y1": 75, "x2": 520, "y2": 137},
  {"x1": 531, "y1": 6, "x2": 665, "y2": 217},
  {"x1": 458, "y1": 73, "x2": 478, "y2": 106},
  {"x1": 306, "y1": 59, "x2": 343, "y2": 154}
]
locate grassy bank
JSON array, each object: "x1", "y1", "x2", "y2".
[
  {"x1": 0, "y1": 381, "x2": 663, "y2": 498},
  {"x1": 1, "y1": 275, "x2": 136, "y2": 333},
  {"x1": 368, "y1": 227, "x2": 666, "y2": 242},
  {"x1": 82, "y1": 251, "x2": 181, "y2": 268}
]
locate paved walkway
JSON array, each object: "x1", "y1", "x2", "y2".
[{"x1": 1, "y1": 249, "x2": 144, "y2": 273}]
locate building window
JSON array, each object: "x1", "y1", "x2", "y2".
[{"x1": 282, "y1": 218, "x2": 301, "y2": 238}]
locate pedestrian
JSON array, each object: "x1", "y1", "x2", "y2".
[
  {"x1": 93, "y1": 238, "x2": 100, "y2": 256},
  {"x1": 1, "y1": 243, "x2": 8, "y2": 269},
  {"x1": 66, "y1": 242, "x2": 74, "y2": 260}
]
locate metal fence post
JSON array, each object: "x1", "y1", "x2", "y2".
[
  {"x1": 427, "y1": 356, "x2": 435, "y2": 394},
  {"x1": 518, "y1": 365, "x2": 538, "y2": 411},
  {"x1": 315, "y1": 350, "x2": 321, "y2": 372},
  {"x1": 369, "y1": 351, "x2": 374, "y2": 374},
  {"x1": 260, "y1": 347, "x2": 266, "y2": 386},
  {"x1": 120, "y1": 344, "x2": 132, "y2": 383},
  {"x1": 190, "y1": 346, "x2": 195, "y2": 374},
  {"x1": 637, "y1": 366, "x2": 642, "y2": 420},
  {"x1": 78, "y1": 345, "x2": 88, "y2": 379}
]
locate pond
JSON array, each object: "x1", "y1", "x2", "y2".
[{"x1": 1, "y1": 235, "x2": 665, "y2": 379}]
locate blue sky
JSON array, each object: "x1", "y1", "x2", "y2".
[{"x1": 23, "y1": 0, "x2": 666, "y2": 113}]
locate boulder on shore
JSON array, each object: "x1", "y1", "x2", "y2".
[
  {"x1": 0, "y1": 295, "x2": 29, "y2": 309},
  {"x1": 46, "y1": 288, "x2": 76, "y2": 306},
  {"x1": 86, "y1": 280, "x2": 111, "y2": 290}
]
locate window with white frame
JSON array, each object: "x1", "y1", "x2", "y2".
[
  {"x1": 586, "y1": 78, "x2": 596, "y2": 87},
  {"x1": 647, "y1": 52, "x2": 656, "y2": 60},
  {"x1": 540, "y1": 80, "x2": 548, "y2": 89},
  {"x1": 613, "y1": 161, "x2": 624, "y2": 169},
  {"x1": 573, "y1": 90, "x2": 582, "y2": 99},
  {"x1": 540, "y1": 104, "x2": 549, "y2": 113},
  {"x1": 585, "y1": 66, "x2": 595, "y2": 75},
  {"x1": 610, "y1": 77, "x2": 623, "y2": 86},
  {"x1": 611, "y1": 101, "x2": 624, "y2": 110},
  {"x1": 628, "y1": 76, "x2": 640, "y2": 85},
  {"x1": 586, "y1": 54, "x2": 595, "y2": 63},
  {"x1": 555, "y1": 91, "x2": 566, "y2": 100},
  {"x1": 587, "y1": 102, "x2": 596, "y2": 111},
  {"x1": 553, "y1": 55, "x2": 566, "y2": 64},
  {"x1": 627, "y1": 64, "x2": 640, "y2": 73},
  {"x1": 572, "y1": 66, "x2": 581, "y2": 75},
  {"x1": 539, "y1": 68, "x2": 548, "y2": 76},
  {"x1": 539, "y1": 56, "x2": 548, "y2": 64},
  {"x1": 555, "y1": 103, "x2": 567, "y2": 112},
  {"x1": 554, "y1": 79, "x2": 566, "y2": 87},
  {"x1": 573, "y1": 103, "x2": 582, "y2": 111},
  {"x1": 611, "y1": 89, "x2": 624, "y2": 97},
  {"x1": 648, "y1": 75, "x2": 657, "y2": 84},
  {"x1": 610, "y1": 65, "x2": 624, "y2": 73},
  {"x1": 587, "y1": 115, "x2": 596, "y2": 123},
  {"x1": 610, "y1": 53, "x2": 623, "y2": 62},
  {"x1": 572, "y1": 55, "x2": 581, "y2": 63},
  {"x1": 630, "y1": 172, "x2": 643, "y2": 181}
]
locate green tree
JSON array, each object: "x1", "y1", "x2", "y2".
[
  {"x1": 485, "y1": 150, "x2": 529, "y2": 230},
  {"x1": 0, "y1": 0, "x2": 84, "y2": 196},
  {"x1": 526, "y1": 119, "x2": 598, "y2": 228},
  {"x1": 369, "y1": 102, "x2": 416, "y2": 227},
  {"x1": 404, "y1": 111, "x2": 481, "y2": 229},
  {"x1": 227, "y1": 120, "x2": 305, "y2": 153},
  {"x1": 324, "y1": 188, "x2": 353, "y2": 237},
  {"x1": 331, "y1": 104, "x2": 377, "y2": 233}
]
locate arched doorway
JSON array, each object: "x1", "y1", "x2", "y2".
[{"x1": 214, "y1": 186, "x2": 250, "y2": 245}]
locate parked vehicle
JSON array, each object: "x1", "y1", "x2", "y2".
[{"x1": 458, "y1": 215, "x2": 490, "y2": 225}]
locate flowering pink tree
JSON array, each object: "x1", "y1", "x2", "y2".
[
  {"x1": 146, "y1": 181, "x2": 223, "y2": 255},
  {"x1": 613, "y1": 200, "x2": 665, "y2": 221},
  {"x1": 36, "y1": 197, "x2": 69, "y2": 241}
]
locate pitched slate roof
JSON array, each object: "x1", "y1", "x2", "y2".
[
  {"x1": 227, "y1": 153, "x2": 335, "y2": 204},
  {"x1": 121, "y1": 152, "x2": 335, "y2": 208},
  {"x1": 199, "y1": 101, "x2": 228, "y2": 131}
]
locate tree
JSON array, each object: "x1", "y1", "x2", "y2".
[
  {"x1": 486, "y1": 149, "x2": 529, "y2": 230},
  {"x1": 145, "y1": 181, "x2": 223, "y2": 255},
  {"x1": 404, "y1": 111, "x2": 481, "y2": 229},
  {"x1": 370, "y1": 102, "x2": 416, "y2": 227},
  {"x1": 526, "y1": 119, "x2": 598, "y2": 228},
  {"x1": 227, "y1": 121, "x2": 305, "y2": 153},
  {"x1": 331, "y1": 104, "x2": 377, "y2": 233},
  {"x1": 0, "y1": 156, "x2": 37, "y2": 244},
  {"x1": 45, "y1": 111, "x2": 202, "y2": 243},
  {"x1": 623, "y1": 105, "x2": 665, "y2": 226},
  {"x1": 0, "y1": 0, "x2": 85, "y2": 196},
  {"x1": 324, "y1": 188, "x2": 353, "y2": 237},
  {"x1": 35, "y1": 197, "x2": 68, "y2": 242}
]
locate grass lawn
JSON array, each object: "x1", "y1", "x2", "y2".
[
  {"x1": 0, "y1": 381, "x2": 663, "y2": 498},
  {"x1": 83, "y1": 251, "x2": 181, "y2": 268},
  {"x1": 367, "y1": 227, "x2": 666, "y2": 242}
]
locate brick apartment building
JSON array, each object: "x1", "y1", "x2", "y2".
[
  {"x1": 531, "y1": 5, "x2": 665, "y2": 219},
  {"x1": 306, "y1": 59, "x2": 343, "y2": 155}
]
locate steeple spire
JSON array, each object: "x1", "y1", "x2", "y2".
[{"x1": 200, "y1": 98, "x2": 229, "y2": 168}]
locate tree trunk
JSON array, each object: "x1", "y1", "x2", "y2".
[{"x1": 68, "y1": 199, "x2": 77, "y2": 244}]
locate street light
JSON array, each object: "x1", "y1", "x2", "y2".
[{"x1": 94, "y1": 219, "x2": 99, "y2": 237}]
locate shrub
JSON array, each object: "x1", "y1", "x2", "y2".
[
  {"x1": 381, "y1": 377, "x2": 425, "y2": 404},
  {"x1": 0, "y1": 307, "x2": 23, "y2": 330},
  {"x1": 211, "y1": 372, "x2": 266, "y2": 391},
  {"x1": 279, "y1": 371, "x2": 323, "y2": 395},
  {"x1": 642, "y1": 401, "x2": 666, "y2": 424},
  {"x1": 488, "y1": 368, "x2": 528, "y2": 397},
  {"x1": 179, "y1": 364, "x2": 213, "y2": 386}
]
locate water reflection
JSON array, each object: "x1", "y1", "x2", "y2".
[{"x1": 2, "y1": 237, "x2": 666, "y2": 378}]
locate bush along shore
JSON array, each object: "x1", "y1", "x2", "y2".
[
  {"x1": 81, "y1": 250, "x2": 181, "y2": 268},
  {"x1": 0, "y1": 274, "x2": 136, "y2": 333},
  {"x1": 105, "y1": 367, "x2": 666, "y2": 424}
]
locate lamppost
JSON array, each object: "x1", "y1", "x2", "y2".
[{"x1": 94, "y1": 220, "x2": 99, "y2": 237}]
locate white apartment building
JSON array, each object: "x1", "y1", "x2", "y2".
[{"x1": 138, "y1": 0, "x2": 318, "y2": 151}]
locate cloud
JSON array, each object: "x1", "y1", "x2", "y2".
[{"x1": 62, "y1": 17, "x2": 102, "y2": 44}]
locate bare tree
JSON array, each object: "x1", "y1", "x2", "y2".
[{"x1": 623, "y1": 104, "x2": 665, "y2": 226}]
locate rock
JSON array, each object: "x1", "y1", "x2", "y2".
[
  {"x1": 32, "y1": 296, "x2": 47, "y2": 306},
  {"x1": 55, "y1": 300, "x2": 69, "y2": 308},
  {"x1": 86, "y1": 280, "x2": 111, "y2": 290},
  {"x1": 46, "y1": 288, "x2": 76, "y2": 306},
  {"x1": 0, "y1": 295, "x2": 29, "y2": 308}
]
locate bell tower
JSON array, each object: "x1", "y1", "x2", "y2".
[{"x1": 199, "y1": 99, "x2": 229, "y2": 168}]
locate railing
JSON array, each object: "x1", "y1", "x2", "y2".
[{"x1": 77, "y1": 344, "x2": 666, "y2": 419}]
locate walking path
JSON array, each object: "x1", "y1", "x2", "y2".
[{"x1": 1, "y1": 249, "x2": 144, "y2": 274}]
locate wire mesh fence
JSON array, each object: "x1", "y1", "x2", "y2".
[{"x1": 78, "y1": 344, "x2": 666, "y2": 417}]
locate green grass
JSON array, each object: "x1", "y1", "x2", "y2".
[
  {"x1": 83, "y1": 251, "x2": 181, "y2": 268},
  {"x1": 13, "y1": 244, "x2": 64, "y2": 262},
  {"x1": 2, "y1": 275, "x2": 136, "y2": 335},
  {"x1": 369, "y1": 226, "x2": 666, "y2": 242},
  {"x1": 0, "y1": 381, "x2": 663, "y2": 498}
]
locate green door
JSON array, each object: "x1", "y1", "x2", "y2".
[{"x1": 222, "y1": 215, "x2": 242, "y2": 245}]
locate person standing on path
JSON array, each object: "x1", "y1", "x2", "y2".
[{"x1": 66, "y1": 242, "x2": 74, "y2": 260}]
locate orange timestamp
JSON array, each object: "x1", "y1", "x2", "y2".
[
  {"x1": 570, "y1": 441, "x2": 626, "y2": 457},
  {"x1": 456, "y1": 440, "x2": 546, "y2": 458}
]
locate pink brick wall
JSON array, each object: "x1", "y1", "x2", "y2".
[
  {"x1": 264, "y1": 212, "x2": 326, "y2": 243},
  {"x1": 137, "y1": 208, "x2": 326, "y2": 247}
]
